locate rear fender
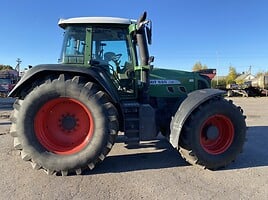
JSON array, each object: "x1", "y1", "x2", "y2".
[
  {"x1": 8, "y1": 64, "x2": 120, "y2": 103},
  {"x1": 169, "y1": 89, "x2": 225, "y2": 148}
]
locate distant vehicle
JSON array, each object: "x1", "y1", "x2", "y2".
[
  {"x1": 226, "y1": 75, "x2": 268, "y2": 97},
  {"x1": 0, "y1": 70, "x2": 19, "y2": 97},
  {"x1": 250, "y1": 75, "x2": 268, "y2": 96},
  {"x1": 197, "y1": 69, "x2": 217, "y2": 80}
]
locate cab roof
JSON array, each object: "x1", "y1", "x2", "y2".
[{"x1": 58, "y1": 17, "x2": 136, "y2": 28}]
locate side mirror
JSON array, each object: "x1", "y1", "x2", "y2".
[
  {"x1": 146, "y1": 22, "x2": 152, "y2": 45},
  {"x1": 148, "y1": 56, "x2": 154, "y2": 64}
]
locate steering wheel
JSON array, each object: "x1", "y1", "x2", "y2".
[
  {"x1": 111, "y1": 53, "x2": 122, "y2": 63},
  {"x1": 104, "y1": 52, "x2": 121, "y2": 62},
  {"x1": 104, "y1": 52, "x2": 122, "y2": 73}
]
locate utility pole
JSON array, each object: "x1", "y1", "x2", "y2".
[
  {"x1": 248, "y1": 65, "x2": 252, "y2": 75},
  {"x1": 216, "y1": 51, "x2": 219, "y2": 85},
  {"x1": 15, "y1": 58, "x2": 22, "y2": 73}
]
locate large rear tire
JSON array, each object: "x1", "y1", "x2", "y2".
[
  {"x1": 176, "y1": 97, "x2": 246, "y2": 169},
  {"x1": 10, "y1": 74, "x2": 119, "y2": 175}
]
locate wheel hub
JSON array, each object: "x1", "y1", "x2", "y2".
[
  {"x1": 204, "y1": 126, "x2": 219, "y2": 140},
  {"x1": 61, "y1": 115, "x2": 77, "y2": 131}
]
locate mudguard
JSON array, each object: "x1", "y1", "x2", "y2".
[
  {"x1": 169, "y1": 88, "x2": 225, "y2": 148},
  {"x1": 8, "y1": 64, "x2": 120, "y2": 103}
]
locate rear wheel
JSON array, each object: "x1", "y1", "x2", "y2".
[
  {"x1": 10, "y1": 74, "x2": 119, "y2": 175},
  {"x1": 177, "y1": 97, "x2": 246, "y2": 169}
]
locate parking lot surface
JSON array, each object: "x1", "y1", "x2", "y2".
[{"x1": 0, "y1": 97, "x2": 267, "y2": 200}]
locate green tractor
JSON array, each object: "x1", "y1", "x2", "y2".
[{"x1": 9, "y1": 12, "x2": 246, "y2": 175}]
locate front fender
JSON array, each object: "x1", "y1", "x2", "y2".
[
  {"x1": 169, "y1": 89, "x2": 225, "y2": 148},
  {"x1": 8, "y1": 64, "x2": 120, "y2": 103}
]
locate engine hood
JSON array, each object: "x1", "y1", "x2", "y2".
[{"x1": 149, "y1": 68, "x2": 203, "y2": 98}]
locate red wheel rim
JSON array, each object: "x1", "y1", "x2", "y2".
[
  {"x1": 34, "y1": 97, "x2": 94, "y2": 155},
  {"x1": 200, "y1": 114, "x2": 234, "y2": 155}
]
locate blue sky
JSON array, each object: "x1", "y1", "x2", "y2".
[{"x1": 0, "y1": 0, "x2": 267, "y2": 76}]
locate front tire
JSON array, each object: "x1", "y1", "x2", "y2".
[
  {"x1": 10, "y1": 74, "x2": 119, "y2": 175},
  {"x1": 177, "y1": 97, "x2": 246, "y2": 169}
]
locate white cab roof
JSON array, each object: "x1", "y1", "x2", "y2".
[{"x1": 58, "y1": 17, "x2": 136, "y2": 28}]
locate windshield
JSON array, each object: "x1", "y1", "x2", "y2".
[{"x1": 59, "y1": 26, "x2": 86, "y2": 64}]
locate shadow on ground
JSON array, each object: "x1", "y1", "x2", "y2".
[
  {"x1": 84, "y1": 138, "x2": 188, "y2": 175},
  {"x1": 85, "y1": 126, "x2": 268, "y2": 175}
]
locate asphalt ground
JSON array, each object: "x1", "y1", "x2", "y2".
[{"x1": 0, "y1": 97, "x2": 267, "y2": 200}]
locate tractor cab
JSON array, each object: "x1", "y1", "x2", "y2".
[
  {"x1": 58, "y1": 19, "x2": 135, "y2": 68},
  {"x1": 58, "y1": 16, "x2": 152, "y2": 99}
]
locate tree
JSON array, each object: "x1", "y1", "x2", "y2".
[
  {"x1": 0, "y1": 64, "x2": 13, "y2": 70},
  {"x1": 192, "y1": 61, "x2": 208, "y2": 71},
  {"x1": 226, "y1": 66, "x2": 238, "y2": 84}
]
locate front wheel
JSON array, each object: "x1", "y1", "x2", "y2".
[
  {"x1": 10, "y1": 74, "x2": 119, "y2": 175},
  {"x1": 177, "y1": 97, "x2": 246, "y2": 169}
]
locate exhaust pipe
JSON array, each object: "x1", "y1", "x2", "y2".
[{"x1": 136, "y1": 12, "x2": 150, "y2": 103}]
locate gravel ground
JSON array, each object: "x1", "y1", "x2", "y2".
[{"x1": 0, "y1": 97, "x2": 267, "y2": 200}]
